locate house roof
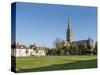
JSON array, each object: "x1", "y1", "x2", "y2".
[
  {"x1": 11, "y1": 42, "x2": 48, "y2": 50},
  {"x1": 11, "y1": 42, "x2": 26, "y2": 49}
]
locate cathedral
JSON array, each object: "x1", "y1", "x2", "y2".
[{"x1": 63, "y1": 18, "x2": 93, "y2": 55}]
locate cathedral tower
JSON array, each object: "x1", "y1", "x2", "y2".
[{"x1": 67, "y1": 18, "x2": 72, "y2": 44}]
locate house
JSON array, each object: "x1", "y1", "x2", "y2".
[
  {"x1": 11, "y1": 42, "x2": 28, "y2": 57},
  {"x1": 28, "y1": 44, "x2": 47, "y2": 57},
  {"x1": 11, "y1": 42, "x2": 47, "y2": 57}
]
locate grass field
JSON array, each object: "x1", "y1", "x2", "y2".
[{"x1": 16, "y1": 55, "x2": 97, "y2": 72}]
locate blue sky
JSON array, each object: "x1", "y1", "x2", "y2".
[{"x1": 15, "y1": 2, "x2": 97, "y2": 48}]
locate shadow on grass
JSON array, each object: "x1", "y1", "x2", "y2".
[{"x1": 16, "y1": 59, "x2": 97, "y2": 73}]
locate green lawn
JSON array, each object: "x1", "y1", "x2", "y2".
[{"x1": 16, "y1": 55, "x2": 97, "y2": 72}]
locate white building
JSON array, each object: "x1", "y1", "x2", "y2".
[{"x1": 11, "y1": 43, "x2": 47, "y2": 57}]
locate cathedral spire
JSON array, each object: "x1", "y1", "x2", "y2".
[
  {"x1": 67, "y1": 18, "x2": 72, "y2": 44},
  {"x1": 67, "y1": 18, "x2": 71, "y2": 30}
]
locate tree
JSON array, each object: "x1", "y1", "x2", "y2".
[
  {"x1": 53, "y1": 38, "x2": 64, "y2": 48},
  {"x1": 83, "y1": 43, "x2": 88, "y2": 50},
  {"x1": 52, "y1": 48, "x2": 58, "y2": 55},
  {"x1": 94, "y1": 41, "x2": 97, "y2": 55},
  {"x1": 81, "y1": 43, "x2": 88, "y2": 55},
  {"x1": 70, "y1": 43, "x2": 79, "y2": 55},
  {"x1": 25, "y1": 49, "x2": 28, "y2": 55},
  {"x1": 95, "y1": 41, "x2": 97, "y2": 50},
  {"x1": 62, "y1": 46, "x2": 70, "y2": 55},
  {"x1": 78, "y1": 44, "x2": 83, "y2": 54},
  {"x1": 53, "y1": 37, "x2": 64, "y2": 55}
]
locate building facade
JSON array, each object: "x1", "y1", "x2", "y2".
[{"x1": 11, "y1": 43, "x2": 47, "y2": 57}]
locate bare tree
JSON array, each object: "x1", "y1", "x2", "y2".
[{"x1": 53, "y1": 37, "x2": 64, "y2": 55}]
